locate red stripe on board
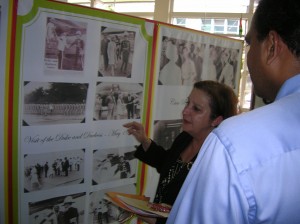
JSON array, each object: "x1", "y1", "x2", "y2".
[
  {"x1": 145, "y1": 23, "x2": 159, "y2": 133},
  {"x1": 7, "y1": 1, "x2": 18, "y2": 223},
  {"x1": 139, "y1": 23, "x2": 159, "y2": 195}
]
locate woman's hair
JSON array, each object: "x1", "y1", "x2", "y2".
[
  {"x1": 254, "y1": 0, "x2": 300, "y2": 57},
  {"x1": 194, "y1": 80, "x2": 238, "y2": 120}
]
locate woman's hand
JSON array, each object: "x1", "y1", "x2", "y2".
[{"x1": 123, "y1": 121, "x2": 151, "y2": 150}]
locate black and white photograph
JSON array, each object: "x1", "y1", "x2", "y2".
[
  {"x1": 44, "y1": 17, "x2": 87, "y2": 71},
  {"x1": 93, "y1": 82, "x2": 143, "y2": 120},
  {"x1": 23, "y1": 82, "x2": 88, "y2": 126},
  {"x1": 158, "y1": 36, "x2": 206, "y2": 86},
  {"x1": 28, "y1": 192, "x2": 85, "y2": 224},
  {"x1": 98, "y1": 26, "x2": 136, "y2": 78},
  {"x1": 153, "y1": 119, "x2": 183, "y2": 149},
  {"x1": 208, "y1": 45, "x2": 240, "y2": 88},
  {"x1": 88, "y1": 184, "x2": 137, "y2": 224},
  {"x1": 24, "y1": 149, "x2": 85, "y2": 192},
  {"x1": 92, "y1": 147, "x2": 137, "y2": 185}
]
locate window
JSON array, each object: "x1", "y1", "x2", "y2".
[
  {"x1": 227, "y1": 19, "x2": 239, "y2": 34},
  {"x1": 201, "y1": 19, "x2": 212, "y2": 33},
  {"x1": 213, "y1": 19, "x2": 225, "y2": 33},
  {"x1": 173, "y1": 0, "x2": 250, "y2": 13}
]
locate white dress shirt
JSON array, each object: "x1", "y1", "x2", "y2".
[{"x1": 167, "y1": 74, "x2": 300, "y2": 224}]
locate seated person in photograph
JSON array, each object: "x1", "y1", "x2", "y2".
[
  {"x1": 123, "y1": 80, "x2": 238, "y2": 224},
  {"x1": 166, "y1": 0, "x2": 300, "y2": 223}
]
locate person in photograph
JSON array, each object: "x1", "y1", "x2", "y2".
[
  {"x1": 114, "y1": 156, "x2": 131, "y2": 179},
  {"x1": 53, "y1": 205, "x2": 65, "y2": 224},
  {"x1": 206, "y1": 45, "x2": 218, "y2": 81},
  {"x1": 30, "y1": 167, "x2": 41, "y2": 189},
  {"x1": 115, "y1": 35, "x2": 121, "y2": 61},
  {"x1": 120, "y1": 34, "x2": 131, "y2": 74},
  {"x1": 97, "y1": 200, "x2": 109, "y2": 224},
  {"x1": 194, "y1": 45, "x2": 204, "y2": 81},
  {"x1": 167, "y1": 0, "x2": 300, "y2": 223},
  {"x1": 63, "y1": 157, "x2": 70, "y2": 177},
  {"x1": 56, "y1": 32, "x2": 68, "y2": 70},
  {"x1": 46, "y1": 18, "x2": 57, "y2": 47},
  {"x1": 95, "y1": 94, "x2": 103, "y2": 120},
  {"x1": 101, "y1": 33, "x2": 110, "y2": 71},
  {"x1": 69, "y1": 30, "x2": 85, "y2": 70},
  {"x1": 133, "y1": 96, "x2": 141, "y2": 119},
  {"x1": 230, "y1": 48, "x2": 240, "y2": 88},
  {"x1": 62, "y1": 196, "x2": 79, "y2": 224},
  {"x1": 105, "y1": 94, "x2": 114, "y2": 120},
  {"x1": 124, "y1": 93, "x2": 134, "y2": 119},
  {"x1": 123, "y1": 80, "x2": 238, "y2": 224},
  {"x1": 176, "y1": 43, "x2": 185, "y2": 68},
  {"x1": 107, "y1": 36, "x2": 117, "y2": 76},
  {"x1": 188, "y1": 43, "x2": 196, "y2": 60},
  {"x1": 159, "y1": 40, "x2": 182, "y2": 85},
  {"x1": 44, "y1": 161, "x2": 49, "y2": 178},
  {"x1": 160, "y1": 36, "x2": 170, "y2": 70},
  {"x1": 116, "y1": 93, "x2": 125, "y2": 120},
  {"x1": 218, "y1": 48, "x2": 234, "y2": 88},
  {"x1": 181, "y1": 46, "x2": 197, "y2": 85}
]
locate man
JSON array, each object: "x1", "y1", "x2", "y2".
[
  {"x1": 101, "y1": 33, "x2": 109, "y2": 71},
  {"x1": 97, "y1": 200, "x2": 109, "y2": 224},
  {"x1": 63, "y1": 196, "x2": 79, "y2": 224},
  {"x1": 167, "y1": 0, "x2": 300, "y2": 223},
  {"x1": 70, "y1": 30, "x2": 84, "y2": 70},
  {"x1": 124, "y1": 93, "x2": 134, "y2": 119},
  {"x1": 114, "y1": 156, "x2": 131, "y2": 179},
  {"x1": 56, "y1": 32, "x2": 68, "y2": 70},
  {"x1": 64, "y1": 157, "x2": 70, "y2": 177},
  {"x1": 120, "y1": 34, "x2": 130, "y2": 74}
]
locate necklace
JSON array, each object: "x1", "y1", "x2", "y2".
[{"x1": 180, "y1": 140, "x2": 201, "y2": 163}]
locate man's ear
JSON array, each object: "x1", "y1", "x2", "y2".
[
  {"x1": 212, "y1": 116, "x2": 223, "y2": 127},
  {"x1": 266, "y1": 31, "x2": 281, "y2": 64}
]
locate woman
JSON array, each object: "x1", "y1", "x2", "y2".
[
  {"x1": 159, "y1": 40, "x2": 182, "y2": 85},
  {"x1": 218, "y1": 48, "x2": 235, "y2": 88},
  {"x1": 107, "y1": 36, "x2": 117, "y2": 76},
  {"x1": 123, "y1": 80, "x2": 238, "y2": 224},
  {"x1": 181, "y1": 46, "x2": 197, "y2": 85}
]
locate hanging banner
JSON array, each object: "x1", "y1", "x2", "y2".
[
  {"x1": 152, "y1": 23, "x2": 243, "y2": 140},
  {"x1": 6, "y1": 0, "x2": 153, "y2": 223},
  {"x1": 142, "y1": 24, "x2": 243, "y2": 197}
]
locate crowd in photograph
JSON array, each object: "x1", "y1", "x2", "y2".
[
  {"x1": 95, "y1": 85, "x2": 141, "y2": 120},
  {"x1": 159, "y1": 37, "x2": 239, "y2": 88},
  {"x1": 24, "y1": 103, "x2": 86, "y2": 117},
  {"x1": 24, "y1": 156, "x2": 82, "y2": 191},
  {"x1": 99, "y1": 31, "x2": 133, "y2": 77}
]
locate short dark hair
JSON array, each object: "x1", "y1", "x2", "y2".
[
  {"x1": 193, "y1": 80, "x2": 238, "y2": 120},
  {"x1": 254, "y1": 0, "x2": 300, "y2": 57}
]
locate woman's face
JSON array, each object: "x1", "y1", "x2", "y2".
[
  {"x1": 221, "y1": 49, "x2": 230, "y2": 63},
  {"x1": 182, "y1": 88, "x2": 215, "y2": 138}
]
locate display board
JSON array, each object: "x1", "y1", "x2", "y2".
[{"x1": 0, "y1": 0, "x2": 243, "y2": 223}]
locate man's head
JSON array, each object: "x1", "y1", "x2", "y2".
[{"x1": 245, "y1": 0, "x2": 300, "y2": 101}]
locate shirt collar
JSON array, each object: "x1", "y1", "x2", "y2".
[{"x1": 275, "y1": 74, "x2": 300, "y2": 101}]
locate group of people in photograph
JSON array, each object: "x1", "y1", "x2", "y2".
[
  {"x1": 31, "y1": 195, "x2": 81, "y2": 224},
  {"x1": 94, "y1": 85, "x2": 141, "y2": 120},
  {"x1": 99, "y1": 31, "x2": 132, "y2": 77},
  {"x1": 159, "y1": 37, "x2": 239, "y2": 88},
  {"x1": 46, "y1": 17, "x2": 85, "y2": 71},
  {"x1": 24, "y1": 156, "x2": 82, "y2": 191},
  {"x1": 91, "y1": 198, "x2": 130, "y2": 224},
  {"x1": 94, "y1": 151, "x2": 135, "y2": 184},
  {"x1": 24, "y1": 103, "x2": 86, "y2": 117}
]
